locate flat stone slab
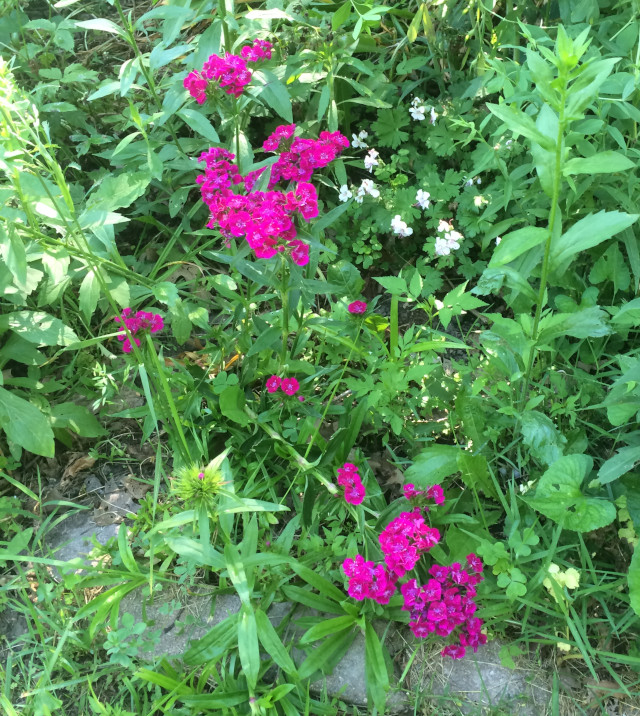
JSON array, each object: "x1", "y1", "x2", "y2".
[
  {"x1": 45, "y1": 509, "x2": 120, "y2": 578},
  {"x1": 411, "y1": 639, "x2": 550, "y2": 715}
]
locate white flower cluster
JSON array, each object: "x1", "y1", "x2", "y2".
[
  {"x1": 364, "y1": 148, "x2": 379, "y2": 172},
  {"x1": 434, "y1": 220, "x2": 463, "y2": 256},
  {"x1": 352, "y1": 130, "x2": 369, "y2": 149},
  {"x1": 464, "y1": 176, "x2": 482, "y2": 187},
  {"x1": 391, "y1": 214, "x2": 413, "y2": 237},
  {"x1": 409, "y1": 97, "x2": 437, "y2": 124},
  {"x1": 338, "y1": 179, "x2": 380, "y2": 204}
]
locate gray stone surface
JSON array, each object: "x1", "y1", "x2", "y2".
[
  {"x1": 46, "y1": 509, "x2": 120, "y2": 578},
  {"x1": 412, "y1": 639, "x2": 550, "y2": 715}
]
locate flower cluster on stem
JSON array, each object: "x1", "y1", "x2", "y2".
[
  {"x1": 114, "y1": 308, "x2": 163, "y2": 353},
  {"x1": 342, "y1": 485, "x2": 485, "y2": 658},
  {"x1": 184, "y1": 39, "x2": 272, "y2": 102},
  {"x1": 195, "y1": 127, "x2": 348, "y2": 266},
  {"x1": 337, "y1": 462, "x2": 365, "y2": 505}
]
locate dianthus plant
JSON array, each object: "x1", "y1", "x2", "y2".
[
  {"x1": 342, "y1": 483, "x2": 486, "y2": 659},
  {"x1": 195, "y1": 126, "x2": 348, "y2": 267}
]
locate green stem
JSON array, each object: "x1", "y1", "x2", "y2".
[
  {"x1": 145, "y1": 334, "x2": 191, "y2": 463},
  {"x1": 389, "y1": 294, "x2": 399, "y2": 361},
  {"x1": 304, "y1": 321, "x2": 364, "y2": 460},
  {"x1": 519, "y1": 81, "x2": 567, "y2": 409},
  {"x1": 280, "y1": 256, "x2": 290, "y2": 364}
]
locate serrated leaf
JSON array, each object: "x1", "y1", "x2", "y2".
[
  {"x1": 405, "y1": 445, "x2": 460, "y2": 485},
  {"x1": 520, "y1": 411, "x2": 566, "y2": 466}
]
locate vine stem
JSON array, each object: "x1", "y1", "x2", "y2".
[{"x1": 519, "y1": 76, "x2": 567, "y2": 410}]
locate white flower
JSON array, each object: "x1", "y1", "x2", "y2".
[
  {"x1": 437, "y1": 219, "x2": 451, "y2": 233},
  {"x1": 411, "y1": 97, "x2": 423, "y2": 107},
  {"x1": 390, "y1": 214, "x2": 413, "y2": 237},
  {"x1": 409, "y1": 104, "x2": 426, "y2": 121},
  {"x1": 429, "y1": 106, "x2": 438, "y2": 125},
  {"x1": 351, "y1": 130, "x2": 369, "y2": 149},
  {"x1": 505, "y1": 139, "x2": 513, "y2": 147},
  {"x1": 476, "y1": 177, "x2": 482, "y2": 185},
  {"x1": 416, "y1": 189, "x2": 431, "y2": 210},
  {"x1": 338, "y1": 185, "x2": 353, "y2": 202},
  {"x1": 464, "y1": 176, "x2": 474, "y2": 187},
  {"x1": 364, "y1": 148, "x2": 379, "y2": 172},
  {"x1": 354, "y1": 186, "x2": 366, "y2": 204},
  {"x1": 444, "y1": 229, "x2": 462, "y2": 251},
  {"x1": 495, "y1": 236, "x2": 502, "y2": 245},
  {"x1": 434, "y1": 237, "x2": 451, "y2": 256},
  {"x1": 360, "y1": 179, "x2": 380, "y2": 198}
]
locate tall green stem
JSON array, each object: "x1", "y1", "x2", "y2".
[
  {"x1": 280, "y1": 257, "x2": 290, "y2": 364},
  {"x1": 520, "y1": 78, "x2": 567, "y2": 409}
]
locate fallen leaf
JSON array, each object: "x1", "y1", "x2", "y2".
[
  {"x1": 62, "y1": 455, "x2": 96, "y2": 479},
  {"x1": 124, "y1": 474, "x2": 151, "y2": 500}
]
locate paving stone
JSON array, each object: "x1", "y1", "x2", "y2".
[
  {"x1": 411, "y1": 639, "x2": 550, "y2": 715},
  {"x1": 45, "y1": 509, "x2": 120, "y2": 579}
]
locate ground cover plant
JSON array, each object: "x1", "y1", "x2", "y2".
[{"x1": 1, "y1": 0, "x2": 640, "y2": 714}]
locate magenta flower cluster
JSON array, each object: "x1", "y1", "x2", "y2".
[
  {"x1": 401, "y1": 555, "x2": 486, "y2": 659},
  {"x1": 342, "y1": 486, "x2": 486, "y2": 659},
  {"x1": 347, "y1": 300, "x2": 367, "y2": 314},
  {"x1": 337, "y1": 462, "x2": 365, "y2": 505},
  {"x1": 254, "y1": 126, "x2": 350, "y2": 190},
  {"x1": 266, "y1": 375, "x2": 300, "y2": 396},
  {"x1": 114, "y1": 308, "x2": 163, "y2": 353},
  {"x1": 196, "y1": 127, "x2": 348, "y2": 266},
  {"x1": 183, "y1": 39, "x2": 272, "y2": 103}
]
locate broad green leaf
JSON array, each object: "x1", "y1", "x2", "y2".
[
  {"x1": 255, "y1": 608, "x2": 297, "y2": 675},
  {"x1": 598, "y1": 446, "x2": 640, "y2": 485},
  {"x1": 50, "y1": 403, "x2": 106, "y2": 437},
  {"x1": 489, "y1": 227, "x2": 548, "y2": 267},
  {"x1": 373, "y1": 275, "x2": 407, "y2": 295},
  {"x1": 177, "y1": 108, "x2": 220, "y2": 143},
  {"x1": 238, "y1": 607, "x2": 259, "y2": 689},
  {"x1": 550, "y1": 211, "x2": 639, "y2": 269},
  {"x1": 75, "y1": 18, "x2": 127, "y2": 39},
  {"x1": 219, "y1": 385, "x2": 249, "y2": 426},
  {"x1": 528, "y1": 454, "x2": 616, "y2": 531},
  {"x1": 79, "y1": 270, "x2": 100, "y2": 321},
  {"x1": 563, "y1": 151, "x2": 635, "y2": 175},
  {"x1": 252, "y1": 70, "x2": 292, "y2": 123},
  {"x1": 405, "y1": 445, "x2": 460, "y2": 485},
  {"x1": 332, "y1": 1, "x2": 351, "y2": 30},
  {"x1": 612, "y1": 297, "x2": 640, "y2": 327},
  {"x1": 520, "y1": 411, "x2": 566, "y2": 466},
  {"x1": 247, "y1": 325, "x2": 281, "y2": 357},
  {"x1": 0, "y1": 225, "x2": 27, "y2": 290},
  {"x1": 457, "y1": 453, "x2": 497, "y2": 498},
  {"x1": 327, "y1": 260, "x2": 364, "y2": 296},
  {"x1": 537, "y1": 307, "x2": 612, "y2": 342},
  {"x1": 487, "y1": 103, "x2": 555, "y2": 150},
  {"x1": 0, "y1": 311, "x2": 78, "y2": 346},
  {"x1": 87, "y1": 171, "x2": 151, "y2": 213}
]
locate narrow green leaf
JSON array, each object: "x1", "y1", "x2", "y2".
[
  {"x1": 238, "y1": 607, "x2": 259, "y2": 689},
  {"x1": 255, "y1": 608, "x2": 297, "y2": 675},
  {"x1": 598, "y1": 446, "x2": 640, "y2": 485},
  {"x1": 563, "y1": 151, "x2": 635, "y2": 175}
]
